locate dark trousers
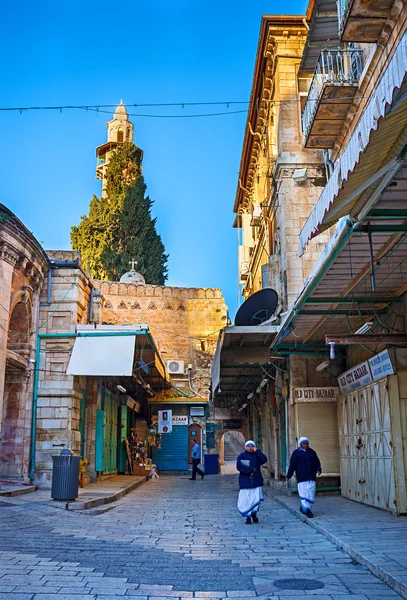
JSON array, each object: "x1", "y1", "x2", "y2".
[{"x1": 191, "y1": 458, "x2": 204, "y2": 479}]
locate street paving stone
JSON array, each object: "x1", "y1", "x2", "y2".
[{"x1": 0, "y1": 475, "x2": 403, "y2": 599}]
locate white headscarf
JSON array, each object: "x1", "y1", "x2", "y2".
[
  {"x1": 245, "y1": 440, "x2": 255, "y2": 449},
  {"x1": 298, "y1": 437, "x2": 309, "y2": 450}
]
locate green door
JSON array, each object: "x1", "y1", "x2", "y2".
[
  {"x1": 95, "y1": 389, "x2": 119, "y2": 474},
  {"x1": 79, "y1": 390, "x2": 86, "y2": 458},
  {"x1": 104, "y1": 391, "x2": 118, "y2": 474},
  {"x1": 118, "y1": 405, "x2": 129, "y2": 473}
]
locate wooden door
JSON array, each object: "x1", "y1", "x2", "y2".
[
  {"x1": 338, "y1": 378, "x2": 396, "y2": 511},
  {"x1": 188, "y1": 424, "x2": 201, "y2": 464}
]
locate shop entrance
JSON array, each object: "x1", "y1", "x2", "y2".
[{"x1": 188, "y1": 424, "x2": 202, "y2": 464}]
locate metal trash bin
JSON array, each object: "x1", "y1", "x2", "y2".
[
  {"x1": 51, "y1": 450, "x2": 80, "y2": 501},
  {"x1": 204, "y1": 454, "x2": 219, "y2": 475}
]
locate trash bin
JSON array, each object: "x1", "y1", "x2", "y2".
[
  {"x1": 51, "y1": 450, "x2": 80, "y2": 501},
  {"x1": 204, "y1": 454, "x2": 219, "y2": 475}
]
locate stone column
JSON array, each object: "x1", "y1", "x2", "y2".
[{"x1": 0, "y1": 249, "x2": 17, "y2": 435}]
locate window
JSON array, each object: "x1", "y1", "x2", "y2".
[{"x1": 117, "y1": 130, "x2": 124, "y2": 142}]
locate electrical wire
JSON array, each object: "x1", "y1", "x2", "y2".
[{"x1": 0, "y1": 95, "x2": 374, "y2": 119}]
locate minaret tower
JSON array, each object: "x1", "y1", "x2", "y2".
[{"x1": 95, "y1": 101, "x2": 143, "y2": 198}]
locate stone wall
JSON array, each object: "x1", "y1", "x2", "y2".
[
  {"x1": 34, "y1": 259, "x2": 91, "y2": 487},
  {"x1": 92, "y1": 280, "x2": 228, "y2": 397},
  {"x1": 0, "y1": 204, "x2": 47, "y2": 480}
]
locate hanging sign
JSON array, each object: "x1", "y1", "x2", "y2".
[
  {"x1": 338, "y1": 361, "x2": 373, "y2": 394},
  {"x1": 190, "y1": 406, "x2": 205, "y2": 417},
  {"x1": 294, "y1": 387, "x2": 339, "y2": 403},
  {"x1": 172, "y1": 415, "x2": 188, "y2": 425},
  {"x1": 368, "y1": 349, "x2": 395, "y2": 380},
  {"x1": 158, "y1": 410, "x2": 172, "y2": 433}
]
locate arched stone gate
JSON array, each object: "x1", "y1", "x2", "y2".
[{"x1": 0, "y1": 204, "x2": 47, "y2": 479}]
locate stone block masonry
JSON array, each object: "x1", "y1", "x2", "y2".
[{"x1": 92, "y1": 281, "x2": 228, "y2": 397}]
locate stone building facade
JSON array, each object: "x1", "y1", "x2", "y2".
[
  {"x1": 213, "y1": 15, "x2": 338, "y2": 485},
  {"x1": 0, "y1": 204, "x2": 48, "y2": 480},
  {"x1": 93, "y1": 279, "x2": 227, "y2": 397}
]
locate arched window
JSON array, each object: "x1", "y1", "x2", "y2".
[
  {"x1": 117, "y1": 130, "x2": 124, "y2": 143},
  {"x1": 126, "y1": 128, "x2": 131, "y2": 141}
]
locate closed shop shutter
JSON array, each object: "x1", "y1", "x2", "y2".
[
  {"x1": 152, "y1": 425, "x2": 189, "y2": 471},
  {"x1": 296, "y1": 402, "x2": 339, "y2": 474}
]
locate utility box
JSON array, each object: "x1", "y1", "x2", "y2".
[{"x1": 204, "y1": 454, "x2": 219, "y2": 475}]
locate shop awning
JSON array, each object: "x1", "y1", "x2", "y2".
[
  {"x1": 211, "y1": 325, "x2": 279, "y2": 400},
  {"x1": 299, "y1": 29, "x2": 407, "y2": 255},
  {"x1": 67, "y1": 334, "x2": 137, "y2": 376}
]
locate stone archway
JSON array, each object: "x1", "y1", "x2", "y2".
[
  {"x1": 220, "y1": 431, "x2": 246, "y2": 465},
  {"x1": 0, "y1": 297, "x2": 32, "y2": 478}
]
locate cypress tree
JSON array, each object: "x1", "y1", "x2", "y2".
[{"x1": 70, "y1": 142, "x2": 168, "y2": 283}]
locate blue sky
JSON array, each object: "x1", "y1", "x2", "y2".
[{"x1": 1, "y1": 0, "x2": 306, "y2": 318}]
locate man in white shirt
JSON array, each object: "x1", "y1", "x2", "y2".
[{"x1": 189, "y1": 439, "x2": 205, "y2": 480}]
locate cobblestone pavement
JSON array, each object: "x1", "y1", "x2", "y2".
[{"x1": 0, "y1": 475, "x2": 402, "y2": 600}]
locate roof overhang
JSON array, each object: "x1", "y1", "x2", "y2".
[
  {"x1": 299, "y1": 0, "x2": 340, "y2": 75},
  {"x1": 299, "y1": 29, "x2": 407, "y2": 255},
  {"x1": 211, "y1": 325, "x2": 279, "y2": 400},
  {"x1": 272, "y1": 182, "x2": 407, "y2": 355}
]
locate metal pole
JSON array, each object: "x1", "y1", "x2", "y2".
[{"x1": 367, "y1": 221, "x2": 376, "y2": 292}]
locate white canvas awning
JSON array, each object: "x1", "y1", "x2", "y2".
[
  {"x1": 67, "y1": 335, "x2": 136, "y2": 376},
  {"x1": 299, "y1": 28, "x2": 407, "y2": 255}
]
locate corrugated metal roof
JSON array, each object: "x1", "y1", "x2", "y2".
[{"x1": 299, "y1": 0, "x2": 340, "y2": 75}]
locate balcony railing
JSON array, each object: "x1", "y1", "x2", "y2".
[
  {"x1": 338, "y1": 0, "x2": 350, "y2": 35},
  {"x1": 337, "y1": 0, "x2": 394, "y2": 41},
  {"x1": 302, "y1": 48, "x2": 363, "y2": 148}
]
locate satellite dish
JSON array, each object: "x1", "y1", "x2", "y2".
[{"x1": 235, "y1": 288, "x2": 278, "y2": 326}]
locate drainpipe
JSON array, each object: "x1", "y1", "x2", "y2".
[
  {"x1": 29, "y1": 332, "x2": 76, "y2": 481},
  {"x1": 88, "y1": 288, "x2": 94, "y2": 324}
]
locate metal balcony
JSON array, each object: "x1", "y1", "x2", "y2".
[
  {"x1": 338, "y1": 0, "x2": 394, "y2": 42},
  {"x1": 302, "y1": 48, "x2": 363, "y2": 149}
]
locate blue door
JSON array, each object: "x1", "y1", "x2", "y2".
[{"x1": 152, "y1": 425, "x2": 188, "y2": 471}]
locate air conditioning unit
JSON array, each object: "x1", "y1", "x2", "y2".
[{"x1": 166, "y1": 360, "x2": 185, "y2": 375}]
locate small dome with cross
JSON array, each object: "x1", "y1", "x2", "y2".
[{"x1": 119, "y1": 259, "x2": 146, "y2": 285}]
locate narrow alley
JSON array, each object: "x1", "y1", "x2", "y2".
[{"x1": 0, "y1": 475, "x2": 402, "y2": 600}]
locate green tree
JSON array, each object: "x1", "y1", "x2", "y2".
[{"x1": 70, "y1": 143, "x2": 168, "y2": 284}]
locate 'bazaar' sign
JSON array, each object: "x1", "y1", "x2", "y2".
[
  {"x1": 294, "y1": 387, "x2": 339, "y2": 403},
  {"x1": 338, "y1": 350, "x2": 396, "y2": 394},
  {"x1": 338, "y1": 361, "x2": 372, "y2": 394}
]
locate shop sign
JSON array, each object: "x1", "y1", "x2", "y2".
[
  {"x1": 338, "y1": 361, "x2": 372, "y2": 394},
  {"x1": 223, "y1": 419, "x2": 243, "y2": 429},
  {"x1": 368, "y1": 349, "x2": 395, "y2": 380},
  {"x1": 294, "y1": 387, "x2": 339, "y2": 402},
  {"x1": 190, "y1": 406, "x2": 205, "y2": 417},
  {"x1": 172, "y1": 415, "x2": 188, "y2": 425},
  {"x1": 158, "y1": 410, "x2": 172, "y2": 433},
  {"x1": 215, "y1": 408, "x2": 230, "y2": 419}
]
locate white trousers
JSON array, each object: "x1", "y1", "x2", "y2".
[
  {"x1": 237, "y1": 487, "x2": 264, "y2": 517},
  {"x1": 298, "y1": 480, "x2": 316, "y2": 511}
]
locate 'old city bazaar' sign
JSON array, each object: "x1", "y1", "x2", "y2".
[
  {"x1": 338, "y1": 350, "x2": 395, "y2": 394},
  {"x1": 294, "y1": 387, "x2": 339, "y2": 402}
]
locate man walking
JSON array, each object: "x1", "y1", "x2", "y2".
[
  {"x1": 286, "y1": 436, "x2": 321, "y2": 518},
  {"x1": 236, "y1": 440, "x2": 268, "y2": 524},
  {"x1": 189, "y1": 439, "x2": 204, "y2": 480}
]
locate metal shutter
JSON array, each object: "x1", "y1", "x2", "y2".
[
  {"x1": 152, "y1": 425, "x2": 189, "y2": 471},
  {"x1": 296, "y1": 402, "x2": 340, "y2": 475}
]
